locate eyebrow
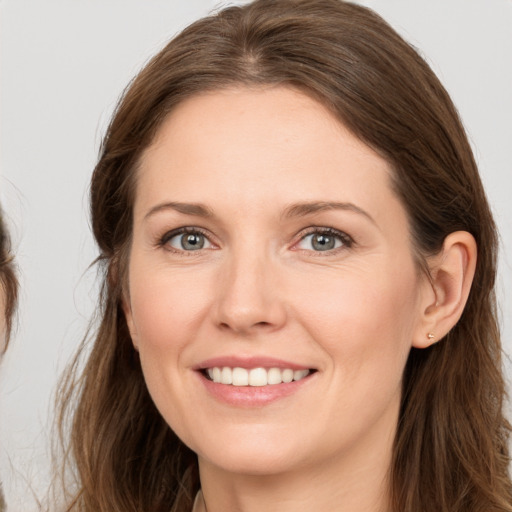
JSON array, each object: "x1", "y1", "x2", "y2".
[
  {"x1": 143, "y1": 200, "x2": 376, "y2": 225},
  {"x1": 282, "y1": 201, "x2": 376, "y2": 225},
  {"x1": 144, "y1": 201, "x2": 214, "y2": 221}
]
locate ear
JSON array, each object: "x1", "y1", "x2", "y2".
[
  {"x1": 412, "y1": 231, "x2": 477, "y2": 349},
  {"x1": 121, "y1": 291, "x2": 139, "y2": 351}
]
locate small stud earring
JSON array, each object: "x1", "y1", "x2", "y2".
[{"x1": 427, "y1": 332, "x2": 435, "y2": 340}]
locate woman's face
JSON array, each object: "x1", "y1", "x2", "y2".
[{"x1": 124, "y1": 87, "x2": 431, "y2": 477}]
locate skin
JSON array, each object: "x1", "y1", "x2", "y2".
[{"x1": 124, "y1": 87, "x2": 475, "y2": 512}]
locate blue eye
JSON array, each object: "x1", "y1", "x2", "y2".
[
  {"x1": 297, "y1": 230, "x2": 349, "y2": 252},
  {"x1": 165, "y1": 230, "x2": 212, "y2": 251}
]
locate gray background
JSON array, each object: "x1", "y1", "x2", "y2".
[{"x1": 1, "y1": 0, "x2": 511, "y2": 509}]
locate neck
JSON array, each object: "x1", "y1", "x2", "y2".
[{"x1": 196, "y1": 432, "x2": 393, "y2": 512}]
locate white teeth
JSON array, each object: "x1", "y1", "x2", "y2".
[
  {"x1": 221, "y1": 367, "x2": 232, "y2": 385},
  {"x1": 282, "y1": 369, "x2": 294, "y2": 383},
  {"x1": 293, "y1": 369, "x2": 309, "y2": 381},
  {"x1": 249, "y1": 368, "x2": 268, "y2": 386},
  {"x1": 267, "y1": 367, "x2": 282, "y2": 385},
  {"x1": 232, "y1": 367, "x2": 249, "y2": 386},
  {"x1": 206, "y1": 366, "x2": 311, "y2": 386}
]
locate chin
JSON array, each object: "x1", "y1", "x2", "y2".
[
  {"x1": 200, "y1": 446, "x2": 302, "y2": 476},
  {"x1": 189, "y1": 425, "x2": 312, "y2": 476}
]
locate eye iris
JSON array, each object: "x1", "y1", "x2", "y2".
[
  {"x1": 181, "y1": 233, "x2": 205, "y2": 250},
  {"x1": 312, "y1": 233, "x2": 335, "y2": 251}
]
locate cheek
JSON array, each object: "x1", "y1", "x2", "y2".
[
  {"x1": 291, "y1": 260, "x2": 420, "y2": 378},
  {"x1": 286, "y1": 265, "x2": 420, "y2": 444},
  {"x1": 129, "y1": 266, "x2": 212, "y2": 354},
  {"x1": 127, "y1": 267, "x2": 215, "y2": 428}
]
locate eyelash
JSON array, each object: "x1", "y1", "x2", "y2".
[
  {"x1": 157, "y1": 227, "x2": 214, "y2": 254},
  {"x1": 294, "y1": 227, "x2": 354, "y2": 254},
  {"x1": 156, "y1": 226, "x2": 354, "y2": 254}
]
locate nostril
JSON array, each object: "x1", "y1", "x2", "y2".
[
  {"x1": 254, "y1": 321, "x2": 272, "y2": 327},
  {"x1": 218, "y1": 320, "x2": 275, "y2": 333}
]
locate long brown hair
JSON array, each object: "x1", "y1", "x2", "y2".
[
  {"x1": 0, "y1": 210, "x2": 18, "y2": 512},
  {"x1": 0, "y1": 207, "x2": 18, "y2": 350},
  {"x1": 56, "y1": 1, "x2": 511, "y2": 510}
]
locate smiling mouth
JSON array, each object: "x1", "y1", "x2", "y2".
[{"x1": 203, "y1": 367, "x2": 315, "y2": 386}]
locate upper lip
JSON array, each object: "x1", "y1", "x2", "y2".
[{"x1": 194, "y1": 356, "x2": 313, "y2": 371}]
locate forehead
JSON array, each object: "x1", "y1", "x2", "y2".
[
  {"x1": 139, "y1": 87, "x2": 391, "y2": 196},
  {"x1": 149, "y1": 86, "x2": 366, "y2": 155}
]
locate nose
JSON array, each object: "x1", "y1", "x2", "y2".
[{"x1": 213, "y1": 248, "x2": 287, "y2": 336}]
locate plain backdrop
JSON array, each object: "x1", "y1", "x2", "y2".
[{"x1": 1, "y1": 0, "x2": 511, "y2": 510}]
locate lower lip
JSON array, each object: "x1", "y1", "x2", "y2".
[{"x1": 198, "y1": 371, "x2": 315, "y2": 407}]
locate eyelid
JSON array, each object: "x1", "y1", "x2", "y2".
[
  {"x1": 158, "y1": 226, "x2": 217, "y2": 252},
  {"x1": 155, "y1": 225, "x2": 353, "y2": 254},
  {"x1": 292, "y1": 226, "x2": 354, "y2": 252}
]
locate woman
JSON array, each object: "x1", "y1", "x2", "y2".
[
  {"x1": 57, "y1": 0, "x2": 512, "y2": 510},
  {"x1": 0, "y1": 209, "x2": 19, "y2": 511}
]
